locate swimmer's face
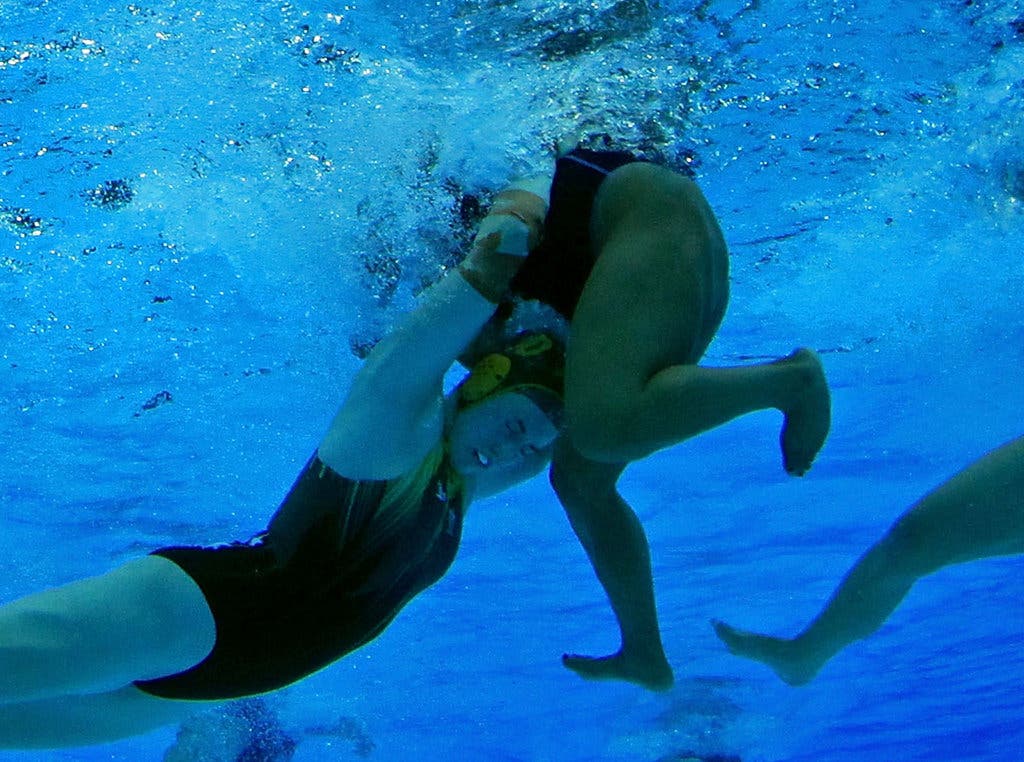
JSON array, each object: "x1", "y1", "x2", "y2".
[{"x1": 448, "y1": 391, "x2": 560, "y2": 492}]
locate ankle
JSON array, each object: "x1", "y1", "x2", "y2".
[{"x1": 775, "y1": 349, "x2": 817, "y2": 412}]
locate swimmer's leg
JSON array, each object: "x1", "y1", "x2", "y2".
[
  {"x1": 550, "y1": 444, "x2": 673, "y2": 691},
  {"x1": 0, "y1": 555, "x2": 215, "y2": 704},
  {"x1": 566, "y1": 162, "x2": 830, "y2": 475},
  {"x1": 552, "y1": 163, "x2": 827, "y2": 692},
  {"x1": 714, "y1": 435, "x2": 1024, "y2": 684},
  {"x1": 0, "y1": 686, "x2": 209, "y2": 748}
]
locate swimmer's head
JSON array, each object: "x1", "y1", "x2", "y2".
[{"x1": 447, "y1": 331, "x2": 564, "y2": 493}]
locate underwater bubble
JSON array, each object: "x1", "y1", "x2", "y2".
[{"x1": 84, "y1": 178, "x2": 134, "y2": 209}]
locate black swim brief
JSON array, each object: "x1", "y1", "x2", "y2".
[{"x1": 510, "y1": 147, "x2": 643, "y2": 319}]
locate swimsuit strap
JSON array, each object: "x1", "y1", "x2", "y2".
[{"x1": 562, "y1": 153, "x2": 615, "y2": 176}]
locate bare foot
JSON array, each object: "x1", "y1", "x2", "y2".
[
  {"x1": 562, "y1": 648, "x2": 675, "y2": 692},
  {"x1": 711, "y1": 619, "x2": 820, "y2": 686},
  {"x1": 778, "y1": 349, "x2": 830, "y2": 476}
]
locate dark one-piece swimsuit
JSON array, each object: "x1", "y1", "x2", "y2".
[
  {"x1": 509, "y1": 147, "x2": 643, "y2": 319},
  {"x1": 134, "y1": 453, "x2": 463, "y2": 700}
]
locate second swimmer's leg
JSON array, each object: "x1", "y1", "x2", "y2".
[
  {"x1": 550, "y1": 441, "x2": 673, "y2": 691},
  {"x1": 715, "y1": 435, "x2": 1024, "y2": 684},
  {"x1": 565, "y1": 162, "x2": 830, "y2": 474}
]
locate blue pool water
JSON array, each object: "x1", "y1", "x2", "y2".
[{"x1": 2, "y1": 0, "x2": 1023, "y2": 759}]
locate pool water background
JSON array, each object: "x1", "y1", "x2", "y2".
[{"x1": 2, "y1": 0, "x2": 1023, "y2": 759}]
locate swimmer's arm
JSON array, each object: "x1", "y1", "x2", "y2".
[{"x1": 320, "y1": 235, "x2": 518, "y2": 479}]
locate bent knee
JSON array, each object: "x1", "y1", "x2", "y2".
[{"x1": 548, "y1": 442, "x2": 622, "y2": 505}]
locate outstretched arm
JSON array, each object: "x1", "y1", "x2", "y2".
[
  {"x1": 549, "y1": 437, "x2": 674, "y2": 691},
  {"x1": 319, "y1": 233, "x2": 521, "y2": 480},
  {"x1": 319, "y1": 178, "x2": 550, "y2": 480}
]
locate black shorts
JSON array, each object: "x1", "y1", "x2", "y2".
[{"x1": 510, "y1": 148, "x2": 643, "y2": 319}]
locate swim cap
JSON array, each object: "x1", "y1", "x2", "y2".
[{"x1": 455, "y1": 330, "x2": 565, "y2": 422}]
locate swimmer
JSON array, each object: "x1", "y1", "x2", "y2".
[
  {"x1": 713, "y1": 434, "x2": 1024, "y2": 685},
  {"x1": 0, "y1": 184, "x2": 564, "y2": 748},
  {"x1": 496, "y1": 147, "x2": 832, "y2": 691}
]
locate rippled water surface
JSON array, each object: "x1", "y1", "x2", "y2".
[{"x1": 2, "y1": 0, "x2": 1024, "y2": 759}]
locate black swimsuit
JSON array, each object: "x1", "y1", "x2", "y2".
[
  {"x1": 510, "y1": 148, "x2": 642, "y2": 319},
  {"x1": 135, "y1": 454, "x2": 463, "y2": 700}
]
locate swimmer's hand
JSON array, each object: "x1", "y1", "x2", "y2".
[
  {"x1": 474, "y1": 182, "x2": 548, "y2": 257},
  {"x1": 459, "y1": 178, "x2": 549, "y2": 302},
  {"x1": 562, "y1": 648, "x2": 674, "y2": 692},
  {"x1": 459, "y1": 232, "x2": 524, "y2": 303}
]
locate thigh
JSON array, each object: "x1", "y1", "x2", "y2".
[
  {"x1": 894, "y1": 436, "x2": 1024, "y2": 570},
  {"x1": 0, "y1": 686, "x2": 209, "y2": 748},
  {"x1": 566, "y1": 163, "x2": 729, "y2": 410},
  {"x1": 0, "y1": 555, "x2": 216, "y2": 700}
]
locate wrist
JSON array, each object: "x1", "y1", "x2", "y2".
[{"x1": 459, "y1": 234, "x2": 523, "y2": 303}]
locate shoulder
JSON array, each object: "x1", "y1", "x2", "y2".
[{"x1": 317, "y1": 399, "x2": 446, "y2": 481}]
